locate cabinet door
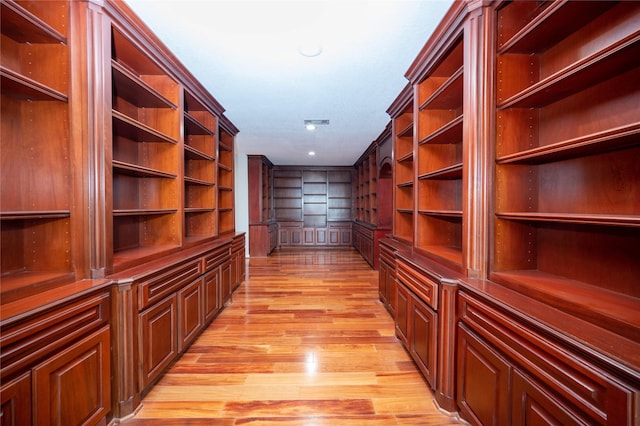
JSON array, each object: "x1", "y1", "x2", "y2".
[
  {"x1": 220, "y1": 261, "x2": 232, "y2": 304},
  {"x1": 410, "y1": 297, "x2": 437, "y2": 389},
  {"x1": 340, "y1": 229, "x2": 352, "y2": 246},
  {"x1": 457, "y1": 324, "x2": 510, "y2": 426},
  {"x1": 290, "y1": 228, "x2": 302, "y2": 245},
  {"x1": 379, "y1": 261, "x2": 389, "y2": 305},
  {"x1": 139, "y1": 296, "x2": 177, "y2": 390},
  {"x1": 204, "y1": 269, "x2": 221, "y2": 323},
  {"x1": 269, "y1": 225, "x2": 278, "y2": 252},
  {"x1": 395, "y1": 283, "x2": 410, "y2": 345},
  {"x1": 279, "y1": 228, "x2": 290, "y2": 246},
  {"x1": 512, "y1": 369, "x2": 592, "y2": 426},
  {"x1": 178, "y1": 279, "x2": 204, "y2": 352},
  {"x1": 302, "y1": 228, "x2": 315, "y2": 245},
  {"x1": 0, "y1": 372, "x2": 31, "y2": 426},
  {"x1": 33, "y1": 326, "x2": 111, "y2": 426},
  {"x1": 328, "y1": 228, "x2": 340, "y2": 245},
  {"x1": 386, "y1": 274, "x2": 397, "y2": 318},
  {"x1": 315, "y1": 228, "x2": 327, "y2": 245}
]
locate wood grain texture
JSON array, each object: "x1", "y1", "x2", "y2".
[{"x1": 124, "y1": 249, "x2": 460, "y2": 425}]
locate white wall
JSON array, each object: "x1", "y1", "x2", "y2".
[{"x1": 234, "y1": 135, "x2": 249, "y2": 255}]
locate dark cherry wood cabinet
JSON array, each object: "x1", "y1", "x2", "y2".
[
  {"x1": 274, "y1": 166, "x2": 354, "y2": 248},
  {"x1": 352, "y1": 124, "x2": 393, "y2": 269},
  {"x1": 1, "y1": 283, "x2": 112, "y2": 426},
  {"x1": 382, "y1": 0, "x2": 639, "y2": 423},
  {"x1": 378, "y1": 238, "x2": 399, "y2": 317},
  {"x1": 1, "y1": 1, "x2": 243, "y2": 423},
  {"x1": 248, "y1": 155, "x2": 277, "y2": 257}
]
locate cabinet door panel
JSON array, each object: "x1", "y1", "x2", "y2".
[
  {"x1": 139, "y1": 296, "x2": 176, "y2": 389},
  {"x1": 203, "y1": 269, "x2": 220, "y2": 323},
  {"x1": 302, "y1": 228, "x2": 315, "y2": 245},
  {"x1": 512, "y1": 369, "x2": 592, "y2": 426},
  {"x1": 290, "y1": 228, "x2": 302, "y2": 245},
  {"x1": 379, "y1": 261, "x2": 389, "y2": 304},
  {"x1": 411, "y1": 297, "x2": 437, "y2": 389},
  {"x1": 220, "y1": 261, "x2": 232, "y2": 304},
  {"x1": 0, "y1": 372, "x2": 31, "y2": 426},
  {"x1": 395, "y1": 283, "x2": 410, "y2": 345},
  {"x1": 328, "y1": 229, "x2": 340, "y2": 245},
  {"x1": 178, "y1": 279, "x2": 203, "y2": 352},
  {"x1": 457, "y1": 324, "x2": 510, "y2": 426},
  {"x1": 33, "y1": 326, "x2": 110, "y2": 426},
  {"x1": 279, "y1": 229, "x2": 290, "y2": 246},
  {"x1": 315, "y1": 228, "x2": 327, "y2": 245}
]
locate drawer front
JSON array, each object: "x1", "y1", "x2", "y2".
[
  {"x1": 396, "y1": 259, "x2": 438, "y2": 310},
  {"x1": 379, "y1": 244, "x2": 396, "y2": 268},
  {"x1": 137, "y1": 260, "x2": 202, "y2": 310},
  {"x1": 1, "y1": 291, "x2": 110, "y2": 381},
  {"x1": 203, "y1": 245, "x2": 230, "y2": 272},
  {"x1": 458, "y1": 291, "x2": 637, "y2": 425},
  {"x1": 232, "y1": 235, "x2": 245, "y2": 252}
]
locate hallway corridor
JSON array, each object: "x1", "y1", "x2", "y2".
[{"x1": 124, "y1": 249, "x2": 459, "y2": 425}]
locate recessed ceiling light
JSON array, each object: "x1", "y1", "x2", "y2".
[
  {"x1": 308, "y1": 151, "x2": 316, "y2": 156},
  {"x1": 298, "y1": 43, "x2": 323, "y2": 57}
]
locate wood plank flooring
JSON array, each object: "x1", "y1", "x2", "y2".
[{"x1": 124, "y1": 249, "x2": 460, "y2": 425}]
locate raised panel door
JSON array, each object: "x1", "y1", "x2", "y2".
[
  {"x1": 411, "y1": 296, "x2": 437, "y2": 389},
  {"x1": 512, "y1": 369, "x2": 592, "y2": 426},
  {"x1": 457, "y1": 324, "x2": 510, "y2": 426},
  {"x1": 177, "y1": 279, "x2": 203, "y2": 352},
  {"x1": 379, "y1": 260, "x2": 389, "y2": 305},
  {"x1": 328, "y1": 228, "x2": 340, "y2": 245},
  {"x1": 315, "y1": 228, "x2": 327, "y2": 245},
  {"x1": 220, "y1": 261, "x2": 232, "y2": 305},
  {"x1": 33, "y1": 326, "x2": 110, "y2": 426},
  {"x1": 395, "y1": 283, "x2": 410, "y2": 345},
  {"x1": 302, "y1": 228, "x2": 315, "y2": 245},
  {"x1": 0, "y1": 372, "x2": 31, "y2": 426},
  {"x1": 139, "y1": 296, "x2": 177, "y2": 390},
  {"x1": 203, "y1": 269, "x2": 220, "y2": 323}
]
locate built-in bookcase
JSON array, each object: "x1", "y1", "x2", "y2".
[
  {"x1": 217, "y1": 127, "x2": 235, "y2": 234},
  {"x1": 303, "y1": 170, "x2": 328, "y2": 228},
  {"x1": 389, "y1": 87, "x2": 414, "y2": 244},
  {"x1": 491, "y1": 0, "x2": 640, "y2": 339},
  {"x1": 274, "y1": 169, "x2": 303, "y2": 222},
  {"x1": 0, "y1": 0, "x2": 73, "y2": 301},
  {"x1": 415, "y1": 36, "x2": 464, "y2": 271},
  {"x1": 183, "y1": 89, "x2": 217, "y2": 241},
  {"x1": 327, "y1": 170, "x2": 352, "y2": 222},
  {"x1": 368, "y1": 152, "x2": 378, "y2": 225},
  {"x1": 110, "y1": 26, "x2": 181, "y2": 267}
]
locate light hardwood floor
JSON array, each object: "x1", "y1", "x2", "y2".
[{"x1": 124, "y1": 248, "x2": 461, "y2": 425}]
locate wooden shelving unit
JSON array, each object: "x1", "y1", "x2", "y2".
[
  {"x1": 384, "y1": 1, "x2": 640, "y2": 423},
  {"x1": 273, "y1": 166, "x2": 353, "y2": 247},
  {"x1": 415, "y1": 37, "x2": 464, "y2": 271},
  {"x1": 1, "y1": 0, "x2": 74, "y2": 302},
  {"x1": 491, "y1": 0, "x2": 640, "y2": 341},
  {"x1": 352, "y1": 125, "x2": 393, "y2": 270},
  {"x1": 217, "y1": 126, "x2": 235, "y2": 235},
  {"x1": 389, "y1": 85, "x2": 415, "y2": 245},
  {"x1": 274, "y1": 169, "x2": 303, "y2": 222},
  {"x1": 303, "y1": 170, "x2": 328, "y2": 228},
  {"x1": 327, "y1": 170, "x2": 352, "y2": 222},
  {"x1": 1, "y1": 2, "x2": 242, "y2": 423},
  {"x1": 248, "y1": 155, "x2": 276, "y2": 257},
  {"x1": 183, "y1": 89, "x2": 217, "y2": 242},
  {"x1": 110, "y1": 25, "x2": 181, "y2": 267}
]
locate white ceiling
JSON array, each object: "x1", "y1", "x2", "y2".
[{"x1": 125, "y1": 0, "x2": 453, "y2": 166}]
